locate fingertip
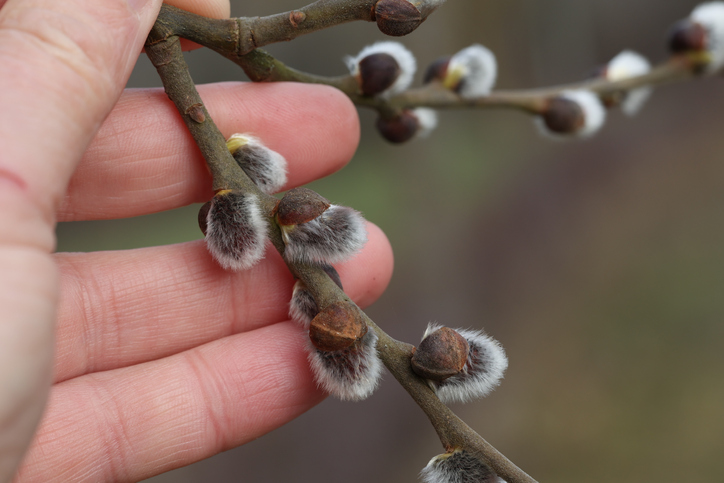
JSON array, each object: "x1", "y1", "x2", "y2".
[
  {"x1": 283, "y1": 84, "x2": 361, "y2": 187},
  {"x1": 165, "y1": 0, "x2": 230, "y2": 19},
  {"x1": 336, "y1": 222, "x2": 394, "y2": 309},
  {"x1": 167, "y1": 0, "x2": 231, "y2": 51}
]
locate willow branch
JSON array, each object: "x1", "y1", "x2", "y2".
[
  {"x1": 383, "y1": 56, "x2": 695, "y2": 114},
  {"x1": 145, "y1": 17, "x2": 536, "y2": 483},
  {"x1": 160, "y1": 12, "x2": 697, "y2": 120},
  {"x1": 228, "y1": 49, "x2": 696, "y2": 116}
]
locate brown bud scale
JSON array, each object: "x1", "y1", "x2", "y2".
[
  {"x1": 411, "y1": 327, "x2": 469, "y2": 381},
  {"x1": 668, "y1": 19, "x2": 707, "y2": 54},
  {"x1": 276, "y1": 187, "x2": 330, "y2": 226},
  {"x1": 375, "y1": 0, "x2": 422, "y2": 37},
  {"x1": 309, "y1": 301, "x2": 368, "y2": 352},
  {"x1": 542, "y1": 97, "x2": 585, "y2": 134},
  {"x1": 376, "y1": 110, "x2": 419, "y2": 144},
  {"x1": 358, "y1": 53, "x2": 400, "y2": 96}
]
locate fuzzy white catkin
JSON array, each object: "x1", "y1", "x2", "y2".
[
  {"x1": 282, "y1": 205, "x2": 368, "y2": 265},
  {"x1": 420, "y1": 450, "x2": 506, "y2": 483},
  {"x1": 448, "y1": 44, "x2": 497, "y2": 98},
  {"x1": 345, "y1": 41, "x2": 416, "y2": 97},
  {"x1": 289, "y1": 280, "x2": 317, "y2": 329},
  {"x1": 606, "y1": 50, "x2": 653, "y2": 116},
  {"x1": 423, "y1": 324, "x2": 508, "y2": 404},
  {"x1": 535, "y1": 89, "x2": 606, "y2": 140},
  {"x1": 205, "y1": 192, "x2": 267, "y2": 271},
  {"x1": 227, "y1": 133, "x2": 288, "y2": 194},
  {"x1": 288, "y1": 266, "x2": 343, "y2": 328},
  {"x1": 691, "y1": 1, "x2": 724, "y2": 72},
  {"x1": 307, "y1": 330, "x2": 383, "y2": 401},
  {"x1": 412, "y1": 108, "x2": 439, "y2": 138}
]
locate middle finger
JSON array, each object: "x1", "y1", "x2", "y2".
[{"x1": 53, "y1": 222, "x2": 393, "y2": 383}]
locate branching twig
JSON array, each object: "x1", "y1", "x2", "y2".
[
  {"x1": 154, "y1": 6, "x2": 698, "y2": 123},
  {"x1": 145, "y1": 11, "x2": 537, "y2": 483},
  {"x1": 155, "y1": 2, "x2": 376, "y2": 57}
]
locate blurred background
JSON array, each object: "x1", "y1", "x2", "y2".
[{"x1": 56, "y1": 0, "x2": 724, "y2": 482}]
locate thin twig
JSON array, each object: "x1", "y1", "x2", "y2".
[
  {"x1": 228, "y1": 48, "x2": 696, "y2": 116},
  {"x1": 154, "y1": 2, "x2": 377, "y2": 56}
]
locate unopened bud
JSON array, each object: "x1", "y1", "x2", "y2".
[
  {"x1": 411, "y1": 326, "x2": 469, "y2": 381},
  {"x1": 226, "y1": 134, "x2": 287, "y2": 194},
  {"x1": 536, "y1": 90, "x2": 606, "y2": 139},
  {"x1": 203, "y1": 190, "x2": 267, "y2": 271},
  {"x1": 345, "y1": 41, "x2": 416, "y2": 97},
  {"x1": 597, "y1": 50, "x2": 653, "y2": 116},
  {"x1": 309, "y1": 301, "x2": 368, "y2": 352},
  {"x1": 420, "y1": 449, "x2": 502, "y2": 483},
  {"x1": 308, "y1": 327, "x2": 382, "y2": 401},
  {"x1": 418, "y1": 324, "x2": 507, "y2": 404},
  {"x1": 376, "y1": 108, "x2": 438, "y2": 143},
  {"x1": 425, "y1": 44, "x2": 497, "y2": 99},
  {"x1": 669, "y1": 19, "x2": 707, "y2": 54},
  {"x1": 374, "y1": 0, "x2": 422, "y2": 37},
  {"x1": 276, "y1": 188, "x2": 367, "y2": 265},
  {"x1": 668, "y1": 2, "x2": 724, "y2": 73},
  {"x1": 276, "y1": 187, "x2": 330, "y2": 226},
  {"x1": 289, "y1": 265, "x2": 344, "y2": 329}
]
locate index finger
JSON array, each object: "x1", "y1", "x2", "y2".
[{"x1": 57, "y1": 82, "x2": 360, "y2": 221}]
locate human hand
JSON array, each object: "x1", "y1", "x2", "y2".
[{"x1": 0, "y1": 0, "x2": 393, "y2": 481}]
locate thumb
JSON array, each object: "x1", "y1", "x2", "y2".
[{"x1": 0, "y1": 0, "x2": 176, "y2": 479}]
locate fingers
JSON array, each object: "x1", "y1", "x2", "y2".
[
  {"x1": 58, "y1": 82, "x2": 360, "y2": 221},
  {"x1": 54, "y1": 223, "x2": 393, "y2": 383},
  {"x1": 17, "y1": 322, "x2": 325, "y2": 482},
  {"x1": 167, "y1": 0, "x2": 229, "y2": 19},
  {"x1": 0, "y1": 2, "x2": 174, "y2": 477}
]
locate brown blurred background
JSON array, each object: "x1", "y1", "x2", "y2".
[{"x1": 56, "y1": 1, "x2": 724, "y2": 482}]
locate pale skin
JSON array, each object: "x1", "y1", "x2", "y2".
[{"x1": 0, "y1": 0, "x2": 394, "y2": 481}]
